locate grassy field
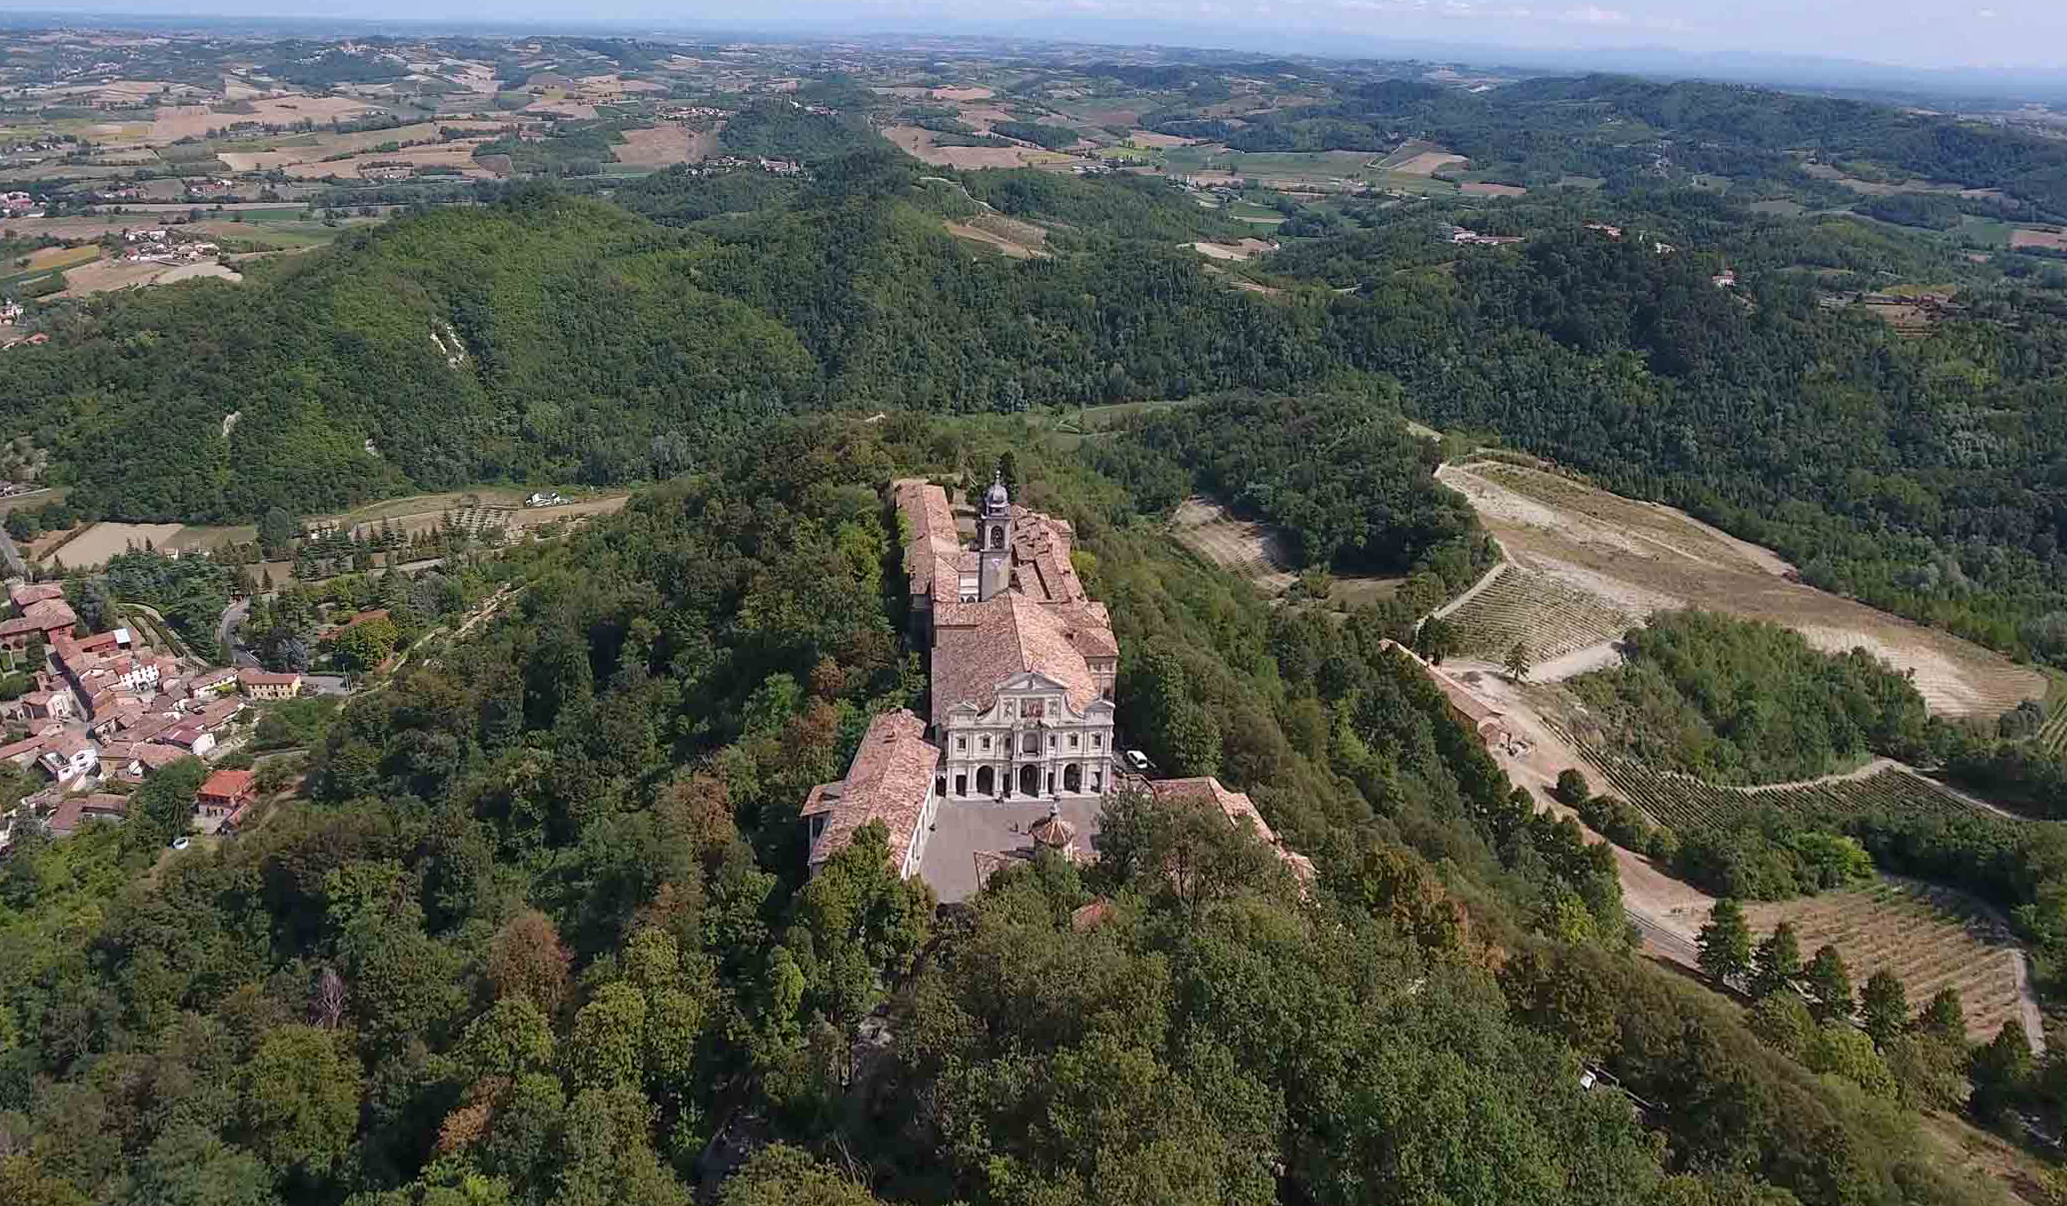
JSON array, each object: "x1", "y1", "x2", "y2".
[{"x1": 1743, "y1": 877, "x2": 2031, "y2": 1042}]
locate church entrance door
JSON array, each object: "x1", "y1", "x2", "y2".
[
  {"x1": 1063, "y1": 763, "x2": 1081, "y2": 793},
  {"x1": 975, "y1": 766, "x2": 994, "y2": 796},
  {"x1": 1018, "y1": 764, "x2": 1041, "y2": 797}
]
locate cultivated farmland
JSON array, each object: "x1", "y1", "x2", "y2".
[
  {"x1": 1435, "y1": 459, "x2": 2045, "y2": 717},
  {"x1": 1569, "y1": 740, "x2": 1992, "y2": 836},
  {"x1": 1743, "y1": 878, "x2": 2034, "y2": 1043},
  {"x1": 1443, "y1": 565, "x2": 1639, "y2": 664},
  {"x1": 1171, "y1": 496, "x2": 1298, "y2": 593}
]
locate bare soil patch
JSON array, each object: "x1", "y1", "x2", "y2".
[
  {"x1": 613, "y1": 125, "x2": 699, "y2": 167},
  {"x1": 1171, "y1": 495, "x2": 1298, "y2": 594},
  {"x1": 1128, "y1": 129, "x2": 1194, "y2": 148},
  {"x1": 1460, "y1": 181, "x2": 1528, "y2": 196},
  {"x1": 49, "y1": 522, "x2": 185, "y2": 569},
  {"x1": 1188, "y1": 237, "x2": 1277, "y2": 261},
  {"x1": 1393, "y1": 150, "x2": 1468, "y2": 175},
  {"x1": 2010, "y1": 227, "x2": 2067, "y2": 252},
  {"x1": 283, "y1": 140, "x2": 493, "y2": 180},
  {"x1": 944, "y1": 220, "x2": 1047, "y2": 259},
  {"x1": 1435, "y1": 460, "x2": 2044, "y2": 717},
  {"x1": 931, "y1": 86, "x2": 995, "y2": 101},
  {"x1": 885, "y1": 125, "x2": 1044, "y2": 169},
  {"x1": 150, "y1": 95, "x2": 380, "y2": 142}
]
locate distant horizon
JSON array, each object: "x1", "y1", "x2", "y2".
[{"x1": 5, "y1": 2, "x2": 2067, "y2": 87}]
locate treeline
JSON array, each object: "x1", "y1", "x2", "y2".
[
  {"x1": 1094, "y1": 391, "x2": 1494, "y2": 596},
  {"x1": 1569, "y1": 610, "x2": 1940, "y2": 783}
]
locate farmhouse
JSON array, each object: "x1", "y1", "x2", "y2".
[
  {"x1": 1382, "y1": 640, "x2": 1511, "y2": 746},
  {"x1": 194, "y1": 767, "x2": 255, "y2": 820},
  {"x1": 238, "y1": 668, "x2": 302, "y2": 699}
]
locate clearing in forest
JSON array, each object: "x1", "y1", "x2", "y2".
[
  {"x1": 1743, "y1": 878, "x2": 2035, "y2": 1044},
  {"x1": 1435, "y1": 460, "x2": 2045, "y2": 718},
  {"x1": 1171, "y1": 496, "x2": 1299, "y2": 594},
  {"x1": 47, "y1": 521, "x2": 186, "y2": 569}
]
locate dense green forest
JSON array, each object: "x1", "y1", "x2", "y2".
[
  {"x1": 9, "y1": 117, "x2": 2067, "y2": 677},
  {"x1": 3, "y1": 413, "x2": 2047, "y2": 1206},
  {"x1": 1569, "y1": 610, "x2": 1940, "y2": 783}
]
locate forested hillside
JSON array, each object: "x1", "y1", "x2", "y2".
[{"x1": 0, "y1": 415, "x2": 2027, "y2": 1206}]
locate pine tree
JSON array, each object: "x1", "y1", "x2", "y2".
[
  {"x1": 1860, "y1": 969, "x2": 1909, "y2": 1048},
  {"x1": 1968, "y1": 1019, "x2": 2033, "y2": 1123},
  {"x1": 1696, "y1": 898, "x2": 1752, "y2": 988},
  {"x1": 1750, "y1": 920, "x2": 1802, "y2": 998},
  {"x1": 1805, "y1": 944, "x2": 1853, "y2": 1022},
  {"x1": 1503, "y1": 640, "x2": 1531, "y2": 682}
]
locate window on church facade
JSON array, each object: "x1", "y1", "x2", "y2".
[
  {"x1": 980, "y1": 735, "x2": 992, "y2": 751},
  {"x1": 1069, "y1": 733, "x2": 1079, "y2": 749},
  {"x1": 1021, "y1": 733, "x2": 1038, "y2": 754},
  {"x1": 956, "y1": 736, "x2": 966, "y2": 751}
]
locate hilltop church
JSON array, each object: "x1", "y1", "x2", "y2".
[
  {"x1": 799, "y1": 474, "x2": 1119, "y2": 891},
  {"x1": 800, "y1": 472, "x2": 1310, "y2": 902}
]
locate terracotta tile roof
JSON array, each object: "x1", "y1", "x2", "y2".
[
  {"x1": 931, "y1": 593, "x2": 1110, "y2": 730},
  {"x1": 804, "y1": 709, "x2": 939, "y2": 871},
  {"x1": 1381, "y1": 641, "x2": 1505, "y2": 729},
  {"x1": 1007, "y1": 507, "x2": 1090, "y2": 605},
  {"x1": 198, "y1": 768, "x2": 254, "y2": 801},
  {"x1": 1152, "y1": 776, "x2": 1315, "y2": 883},
  {"x1": 237, "y1": 668, "x2": 301, "y2": 688},
  {"x1": 46, "y1": 792, "x2": 128, "y2": 836},
  {"x1": 894, "y1": 479, "x2": 962, "y2": 599},
  {"x1": 9, "y1": 582, "x2": 65, "y2": 611},
  {"x1": 103, "y1": 741, "x2": 187, "y2": 771},
  {"x1": 0, "y1": 734, "x2": 47, "y2": 762}
]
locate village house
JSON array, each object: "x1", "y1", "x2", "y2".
[
  {"x1": 0, "y1": 595, "x2": 77, "y2": 651},
  {"x1": 101, "y1": 740, "x2": 191, "y2": 783},
  {"x1": 188, "y1": 667, "x2": 238, "y2": 695},
  {"x1": 0, "y1": 732, "x2": 49, "y2": 769},
  {"x1": 44, "y1": 792, "x2": 127, "y2": 837},
  {"x1": 38, "y1": 731, "x2": 98, "y2": 786},
  {"x1": 156, "y1": 725, "x2": 215, "y2": 758},
  {"x1": 43, "y1": 792, "x2": 128, "y2": 838},
  {"x1": 194, "y1": 767, "x2": 255, "y2": 821},
  {"x1": 238, "y1": 668, "x2": 302, "y2": 700},
  {"x1": 21, "y1": 689, "x2": 71, "y2": 721}
]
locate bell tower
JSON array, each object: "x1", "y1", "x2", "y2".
[{"x1": 978, "y1": 471, "x2": 1013, "y2": 601}]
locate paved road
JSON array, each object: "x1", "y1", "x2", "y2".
[{"x1": 217, "y1": 596, "x2": 259, "y2": 668}]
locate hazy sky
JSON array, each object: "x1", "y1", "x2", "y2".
[{"x1": 23, "y1": 0, "x2": 2067, "y2": 71}]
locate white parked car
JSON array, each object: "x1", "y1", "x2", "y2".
[
  {"x1": 1124, "y1": 749, "x2": 1153, "y2": 774},
  {"x1": 170, "y1": 836, "x2": 191, "y2": 850}
]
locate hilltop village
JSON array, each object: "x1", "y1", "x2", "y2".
[{"x1": 801, "y1": 475, "x2": 1314, "y2": 902}]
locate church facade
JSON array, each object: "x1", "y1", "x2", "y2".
[{"x1": 904, "y1": 474, "x2": 1119, "y2": 804}]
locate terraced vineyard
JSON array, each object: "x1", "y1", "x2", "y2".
[
  {"x1": 1743, "y1": 879, "x2": 2029, "y2": 1042},
  {"x1": 1574, "y1": 741, "x2": 1990, "y2": 835},
  {"x1": 2038, "y1": 700, "x2": 2067, "y2": 757},
  {"x1": 1444, "y1": 566, "x2": 1638, "y2": 663}
]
